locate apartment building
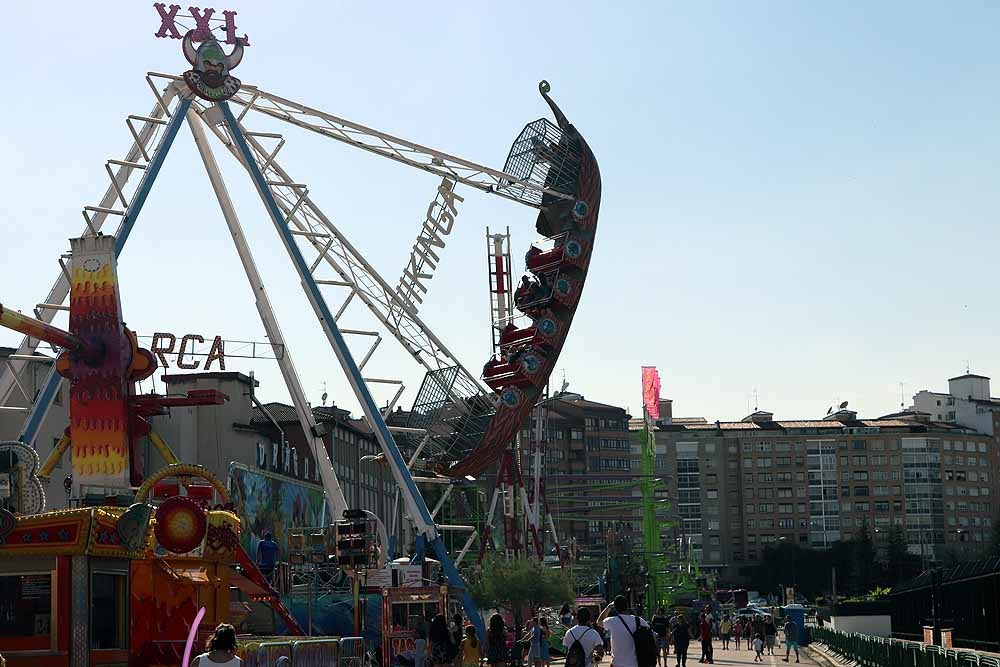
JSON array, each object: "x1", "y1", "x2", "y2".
[
  {"x1": 912, "y1": 373, "x2": 1000, "y2": 435},
  {"x1": 521, "y1": 392, "x2": 634, "y2": 558},
  {"x1": 656, "y1": 405, "x2": 1000, "y2": 581}
]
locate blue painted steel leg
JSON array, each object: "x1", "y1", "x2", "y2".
[
  {"x1": 19, "y1": 97, "x2": 194, "y2": 446},
  {"x1": 218, "y1": 101, "x2": 487, "y2": 641}
]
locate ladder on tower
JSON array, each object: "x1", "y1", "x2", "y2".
[{"x1": 486, "y1": 227, "x2": 516, "y2": 357}]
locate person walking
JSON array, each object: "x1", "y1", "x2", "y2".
[
  {"x1": 719, "y1": 616, "x2": 731, "y2": 651},
  {"x1": 191, "y1": 623, "x2": 242, "y2": 667},
  {"x1": 782, "y1": 617, "x2": 799, "y2": 663},
  {"x1": 764, "y1": 616, "x2": 777, "y2": 656},
  {"x1": 414, "y1": 629, "x2": 428, "y2": 667},
  {"x1": 752, "y1": 634, "x2": 764, "y2": 663},
  {"x1": 255, "y1": 532, "x2": 279, "y2": 582},
  {"x1": 698, "y1": 614, "x2": 713, "y2": 665},
  {"x1": 485, "y1": 614, "x2": 506, "y2": 667},
  {"x1": 522, "y1": 618, "x2": 543, "y2": 667},
  {"x1": 742, "y1": 618, "x2": 752, "y2": 651},
  {"x1": 651, "y1": 607, "x2": 670, "y2": 667},
  {"x1": 563, "y1": 608, "x2": 604, "y2": 667},
  {"x1": 539, "y1": 618, "x2": 552, "y2": 667},
  {"x1": 429, "y1": 614, "x2": 456, "y2": 667},
  {"x1": 452, "y1": 614, "x2": 465, "y2": 667},
  {"x1": 731, "y1": 619, "x2": 742, "y2": 650},
  {"x1": 460, "y1": 626, "x2": 484, "y2": 667},
  {"x1": 597, "y1": 595, "x2": 650, "y2": 667},
  {"x1": 671, "y1": 615, "x2": 690, "y2": 667}
]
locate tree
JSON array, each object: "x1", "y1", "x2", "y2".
[
  {"x1": 852, "y1": 523, "x2": 877, "y2": 593},
  {"x1": 469, "y1": 556, "x2": 574, "y2": 627},
  {"x1": 989, "y1": 515, "x2": 1000, "y2": 558},
  {"x1": 885, "y1": 525, "x2": 921, "y2": 585}
]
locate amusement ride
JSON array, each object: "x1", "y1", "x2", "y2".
[{"x1": 0, "y1": 7, "x2": 619, "y2": 665}]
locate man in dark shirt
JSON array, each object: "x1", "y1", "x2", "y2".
[
  {"x1": 256, "y1": 531, "x2": 279, "y2": 581},
  {"x1": 651, "y1": 607, "x2": 670, "y2": 666}
]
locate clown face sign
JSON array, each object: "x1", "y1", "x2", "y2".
[{"x1": 182, "y1": 30, "x2": 243, "y2": 101}]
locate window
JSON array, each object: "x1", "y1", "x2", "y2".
[
  {"x1": 852, "y1": 455, "x2": 868, "y2": 466},
  {"x1": 91, "y1": 570, "x2": 128, "y2": 649},
  {"x1": 0, "y1": 572, "x2": 53, "y2": 645},
  {"x1": 708, "y1": 519, "x2": 720, "y2": 530},
  {"x1": 706, "y1": 490, "x2": 719, "y2": 499}
]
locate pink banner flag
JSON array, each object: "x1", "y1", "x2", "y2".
[{"x1": 641, "y1": 366, "x2": 661, "y2": 420}]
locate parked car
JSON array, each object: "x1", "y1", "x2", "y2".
[
  {"x1": 734, "y1": 606, "x2": 769, "y2": 619},
  {"x1": 749, "y1": 598, "x2": 768, "y2": 607}
]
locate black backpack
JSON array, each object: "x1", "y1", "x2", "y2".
[
  {"x1": 625, "y1": 616, "x2": 658, "y2": 667},
  {"x1": 565, "y1": 627, "x2": 594, "y2": 667}
]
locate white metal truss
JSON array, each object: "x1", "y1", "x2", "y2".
[
  {"x1": 183, "y1": 95, "x2": 489, "y2": 415},
  {"x1": 190, "y1": 76, "x2": 574, "y2": 208},
  {"x1": 186, "y1": 107, "x2": 351, "y2": 520},
  {"x1": 0, "y1": 76, "x2": 181, "y2": 407}
]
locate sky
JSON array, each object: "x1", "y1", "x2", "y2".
[{"x1": 2, "y1": 1, "x2": 1000, "y2": 425}]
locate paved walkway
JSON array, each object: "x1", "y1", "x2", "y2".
[{"x1": 651, "y1": 641, "x2": 822, "y2": 666}]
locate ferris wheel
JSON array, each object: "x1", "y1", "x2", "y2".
[{"x1": 0, "y1": 28, "x2": 601, "y2": 634}]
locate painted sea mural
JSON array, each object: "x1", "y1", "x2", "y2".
[{"x1": 228, "y1": 462, "x2": 328, "y2": 558}]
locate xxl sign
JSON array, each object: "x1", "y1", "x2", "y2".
[
  {"x1": 153, "y1": 3, "x2": 250, "y2": 45},
  {"x1": 395, "y1": 178, "x2": 464, "y2": 312}
]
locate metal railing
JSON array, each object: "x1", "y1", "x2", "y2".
[
  {"x1": 813, "y1": 627, "x2": 1000, "y2": 667},
  {"x1": 237, "y1": 636, "x2": 370, "y2": 667}
]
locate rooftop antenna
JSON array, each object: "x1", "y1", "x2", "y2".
[
  {"x1": 559, "y1": 368, "x2": 569, "y2": 394},
  {"x1": 898, "y1": 381, "x2": 906, "y2": 410},
  {"x1": 753, "y1": 388, "x2": 759, "y2": 412},
  {"x1": 321, "y1": 381, "x2": 328, "y2": 406},
  {"x1": 964, "y1": 360, "x2": 971, "y2": 374}
]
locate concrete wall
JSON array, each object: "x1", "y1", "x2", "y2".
[
  {"x1": 149, "y1": 372, "x2": 259, "y2": 484},
  {"x1": 830, "y1": 615, "x2": 892, "y2": 637}
]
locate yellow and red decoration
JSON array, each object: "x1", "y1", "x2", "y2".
[{"x1": 154, "y1": 496, "x2": 207, "y2": 554}]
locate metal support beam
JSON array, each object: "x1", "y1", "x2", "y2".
[
  {"x1": 219, "y1": 101, "x2": 485, "y2": 640},
  {"x1": 187, "y1": 109, "x2": 350, "y2": 519}
]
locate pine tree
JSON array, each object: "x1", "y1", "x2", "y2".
[{"x1": 852, "y1": 522, "x2": 877, "y2": 593}]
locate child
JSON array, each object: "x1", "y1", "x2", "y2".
[
  {"x1": 414, "y1": 630, "x2": 428, "y2": 667},
  {"x1": 732, "y1": 620, "x2": 742, "y2": 650},
  {"x1": 461, "y1": 625, "x2": 484, "y2": 667},
  {"x1": 753, "y1": 634, "x2": 764, "y2": 663}
]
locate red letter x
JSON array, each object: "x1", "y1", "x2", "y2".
[
  {"x1": 154, "y1": 3, "x2": 182, "y2": 39},
  {"x1": 189, "y1": 6, "x2": 215, "y2": 42}
]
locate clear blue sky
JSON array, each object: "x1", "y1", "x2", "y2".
[{"x1": 2, "y1": 1, "x2": 1000, "y2": 423}]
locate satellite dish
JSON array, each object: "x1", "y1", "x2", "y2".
[
  {"x1": 839, "y1": 401, "x2": 849, "y2": 409},
  {"x1": 826, "y1": 406, "x2": 832, "y2": 415},
  {"x1": 321, "y1": 391, "x2": 328, "y2": 406}
]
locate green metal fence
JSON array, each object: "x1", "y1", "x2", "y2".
[{"x1": 813, "y1": 627, "x2": 1000, "y2": 667}]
